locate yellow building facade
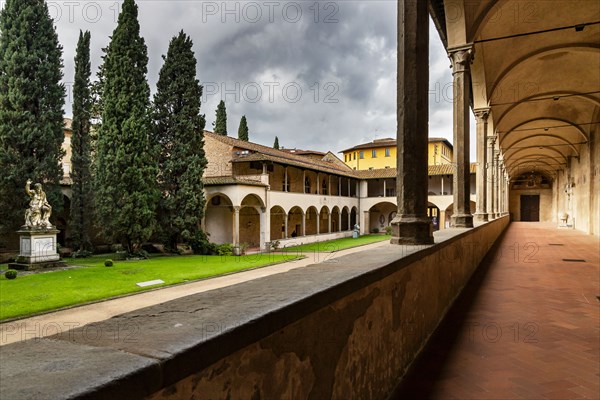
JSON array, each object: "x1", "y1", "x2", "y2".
[{"x1": 340, "y1": 137, "x2": 453, "y2": 170}]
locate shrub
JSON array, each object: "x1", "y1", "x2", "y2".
[
  {"x1": 189, "y1": 230, "x2": 216, "y2": 255},
  {"x1": 71, "y1": 249, "x2": 93, "y2": 258},
  {"x1": 384, "y1": 226, "x2": 392, "y2": 235},
  {"x1": 270, "y1": 240, "x2": 281, "y2": 251},
  {"x1": 216, "y1": 243, "x2": 233, "y2": 256},
  {"x1": 127, "y1": 250, "x2": 149, "y2": 260},
  {"x1": 371, "y1": 227, "x2": 380, "y2": 233},
  {"x1": 4, "y1": 269, "x2": 17, "y2": 279},
  {"x1": 104, "y1": 259, "x2": 114, "y2": 267},
  {"x1": 239, "y1": 243, "x2": 250, "y2": 255}
]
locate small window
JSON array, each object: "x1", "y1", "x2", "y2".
[
  {"x1": 353, "y1": 152, "x2": 356, "y2": 160},
  {"x1": 372, "y1": 150, "x2": 377, "y2": 158},
  {"x1": 304, "y1": 177, "x2": 311, "y2": 193},
  {"x1": 385, "y1": 148, "x2": 391, "y2": 157},
  {"x1": 359, "y1": 151, "x2": 364, "y2": 159}
]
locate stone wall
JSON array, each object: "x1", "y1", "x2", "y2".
[
  {"x1": 0, "y1": 218, "x2": 509, "y2": 400},
  {"x1": 509, "y1": 187, "x2": 553, "y2": 222},
  {"x1": 0, "y1": 217, "x2": 508, "y2": 400},
  {"x1": 204, "y1": 135, "x2": 233, "y2": 177}
]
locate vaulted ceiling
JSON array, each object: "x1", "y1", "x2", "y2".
[{"x1": 430, "y1": 0, "x2": 600, "y2": 180}]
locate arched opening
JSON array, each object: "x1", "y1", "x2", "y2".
[
  {"x1": 240, "y1": 194, "x2": 263, "y2": 248},
  {"x1": 427, "y1": 202, "x2": 441, "y2": 231},
  {"x1": 319, "y1": 206, "x2": 330, "y2": 234},
  {"x1": 305, "y1": 206, "x2": 318, "y2": 235},
  {"x1": 287, "y1": 206, "x2": 303, "y2": 237},
  {"x1": 368, "y1": 202, "x2": 396, "y2": 233},
  {"x1": 205, "y1": 194, "x2": 234, "y2": 244},
  {"x1": 331, "y1": 206, "x2": 340, "y2": 232},
  {"x1": 239, "y1": 207, "x2": 260, "y2": 247},
  {"x1": 350, "y1": 207, "x2": 358, "y2": 230},
  {"x1": 445, "y1": 202, "x2": 476, "y2": 228},
  {"x1": 341, "y1": 207, "x2": 350, "y2": 231},
  {"x1": 270, "y1": 206, "x2": 286, "y2": 241}
]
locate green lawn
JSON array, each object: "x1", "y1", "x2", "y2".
[
  {"x1": 0, "y1": 253, "x2": 299, "y2": 321},
  {"x1": 281, "y1": 234, "x2": 391, "y2": 253}
]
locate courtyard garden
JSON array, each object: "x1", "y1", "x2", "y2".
[
  {"x1": 0, "y1": 253, "x2": 299, "y2": 321},
  {"x1": 281, "y1": 234, "x2": 391, "y2": 253}
]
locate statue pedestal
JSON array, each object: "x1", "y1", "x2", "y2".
[{"x1": 9, "y1": 229, "x2": 64, "y2": 270}]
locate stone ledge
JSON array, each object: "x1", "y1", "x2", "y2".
[
  {"x1": 0, "y1": 339, "x2": 162, "y2": 400},
  {"x1": 0, "y1": 217, "x2": 510, "y2": 399}
]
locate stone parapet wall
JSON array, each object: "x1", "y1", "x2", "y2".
[{"x1": 0, "y1": 217, "x2": 509, "y2": 400}]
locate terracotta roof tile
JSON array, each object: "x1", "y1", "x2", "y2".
[
  {"x1": 340, "y1": 137, "x2": 453, "y2": 153},
  {"x1": 203, "y1": 176, "x2": 268, "y2": 187},
  {"x1": 206, "y1": 131, "x2": 354, "y2": 176}
]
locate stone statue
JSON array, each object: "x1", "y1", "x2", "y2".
[{"x1": 24, "y1": 179, "x2": 53, "y2": 229}]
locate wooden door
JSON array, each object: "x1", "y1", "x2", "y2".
[{"x1": 520, "y1": 195, "x2": 540, "y2": 221}]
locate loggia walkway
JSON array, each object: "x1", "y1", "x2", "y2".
[{"x1": 393, "y1": 222, "x2": 600, "y2": 399}]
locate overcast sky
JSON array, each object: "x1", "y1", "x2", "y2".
[{"x1": 44, "y1": 0, "x2": 475, "y2": 158}]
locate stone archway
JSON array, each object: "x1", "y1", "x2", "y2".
[
  {"x1": 205, "y1": 194, "x2": 234, "y2": 244},
  {"x1": 305, "y1": 206, "x2": 318, "y2": 235},
  {"x1": 319, "y1": 206, "x2": 330, "y2": 234},
  {"x1": 287, "y1": 206, "x2": 304, "y2": 237},
  {"x1": 270, "y1": 206, "x2": 286, "y2": 240},
  {"x1": 331, "y1": 206, "x2": 340, "y2": 232}
]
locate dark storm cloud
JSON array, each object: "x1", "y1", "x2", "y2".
[{"x1": 48, "y1": 0, "x2": 470, "y2": 157}]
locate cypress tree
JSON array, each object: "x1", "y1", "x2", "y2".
[
  {"x1": 95, "y1": 0, "x2": 158, "y2": 254},
  {"x1": 274, "y1": 136, "x2": 280, "y2": 149},
  {"x1": 70, "y1": 30, "x2": 93, "y2": 251},
  {"x1": 238, "y1": 115, "x2": 249, "y2": 141},
  {"x1": 0, "y1": 0, "x2": 65, "y2": 235},
  {"x1": 213, "y1": 100, "x2": 227, "y2": 135},
  {"x1": 152, "y1": 31, "x2": 207, "y2": 251}
]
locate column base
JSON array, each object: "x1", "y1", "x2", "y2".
[
  {"x1": 390, "y1": 217, "x2": 434, "y2": 245},
  {"x1": 451, "y1": 214, "x2": 474, "y2": 228},
  {"x1": 474, "y1": 212, "x2": 489, "y2": 222}
]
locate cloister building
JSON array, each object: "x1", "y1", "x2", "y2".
[{"x1": 201, "y1": 132, "x2": 477, "y2": 251}]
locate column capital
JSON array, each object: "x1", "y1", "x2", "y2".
[
  {"x1": 487, "y1": 135, "x2": 497, "y2": 146},
  {"x1": 474, "y1": 107, "x2": 490, "y2": 121},
  {"x1": 233, "y1": 206, "x2": 241, "y2": 212},
  {"x1": 448, "y1": 44, "x2": 474, "y2": 73}
]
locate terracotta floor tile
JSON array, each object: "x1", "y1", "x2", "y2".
[{"x1": 391, "y1": 223, "x2": 600, "y2": 400}]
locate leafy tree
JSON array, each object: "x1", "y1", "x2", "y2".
[
  {"x1": 213, "y1": 100, "x2": 227, "y2": 135},
  {"x1": 152, "y1": 31, "x2": 207, "y2": 251},
  {"x1": 273, "y1": 136, "x2": 280, "y2": 149},
  {"x1": 0, "y1": 0, "x2": 65, "y2": 235},
  {"x1": 94, "y1": 0, "x2": 158, "y2": 254},
  {"x1": 237, "y1": 115, "x2": 249, "y2": 141},
  {"x1": 70, "y1": 30, "x2": 93, "y2": 251}
]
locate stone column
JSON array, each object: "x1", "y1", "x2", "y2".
[
  {"x1": 301, "y1": 212, "x2": 306, "y2": 236},
  {"x1": 284, "y1": 167, "x2": 288, "y2": 192},
  {"x1": 494, "y1": 151, "x2": 500, "y2": 218},
  {"x1": 328, "y1": 212, "x2": 332, "y2": 233},
  {"x1": 338, "y1": 210, "x2": 342, "y2": 232},
  {"x1": 486, "y1": 136, "x2": 496, "y2": 219},
  {"x1": 474, "y1": 108, "x2": 489, "y2": 222},
  {"x1": 363, "y1": 211, "x2": 370, "y2": 235},
  {"x1": 260, "y1": 207, "x2": 267, "y2": 250},
  {"x1": 390, "y1": 0, "x2": 433, "y2": 244},
  {"x1": 316, "y1": 172, "x2": 320, "y2": 195},
  {"x1": 449, "y1": 44, "x2": 474, "y2": 228},
  {"x1": 284, "y1": 212, "x2": 288, "y2": 239},
  {"x1": 316, "y1": 213, "x2": 320, "y2": 236},
  {"x1": 504, "y1": 168, "x2": 509, "y2": 215},
  {"x1": 232, "y1": 206, "x2": 240, "y2": 246},
  {"x1": 303, "y1": 170, "x2": 306, "y2": 193}
]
